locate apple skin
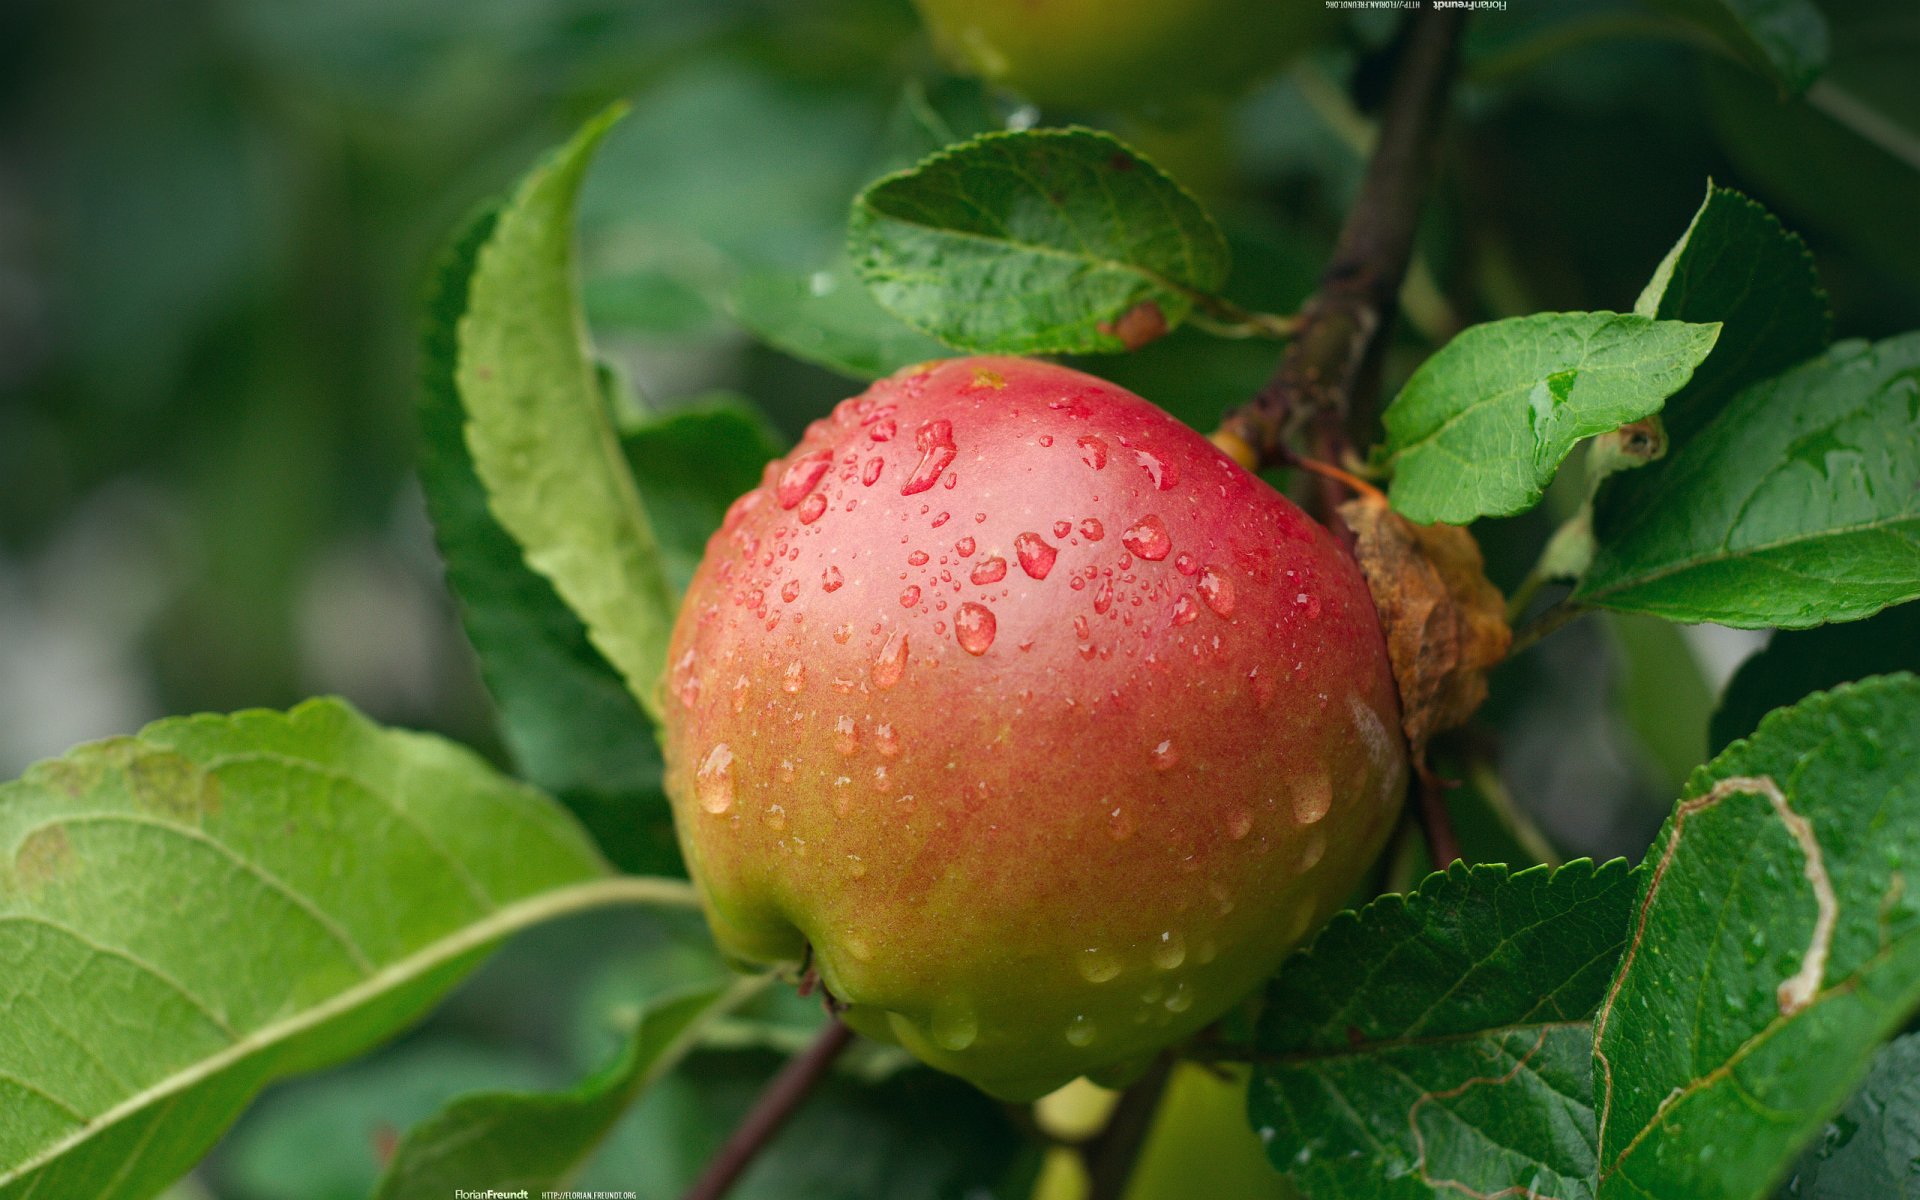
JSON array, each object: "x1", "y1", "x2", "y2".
[
  {"x1": 660, "y1": 356, "x2": 1404, "y2": 1100},
  {"x1": 910, "y1": 0, "x2": 1328, "y2": 112}
]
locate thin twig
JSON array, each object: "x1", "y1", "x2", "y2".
[
  {"x1": 1217, "y1": 4, "x2": 1469, "y2": 496},
  {"x1": 680, "y1": 1018, "x2": 855, "y2": 1200},
  {"x1": 1414, "y1": 761, "x2": 1464, "y2": 868},
  {"x1": 1509, "y1": 597, "x2": 1591, "y2": 655},
  {"x1": 1082, "y1": 1054, "x2": 1176, "y2": 1200}
]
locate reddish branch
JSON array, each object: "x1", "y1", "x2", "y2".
[{"x1": 680, "y1": 1018, "x2": 855, "y2": 1200}]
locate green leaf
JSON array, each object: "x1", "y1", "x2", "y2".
[
  {"x1": 1382, "y1": 312, "x2": 1722, "y2": 524},
  {"x1": 374, "y1": 979, "x2": 758, "y2": 1197},
  {"x1": 1631, "y1": 184, "x2": 1829, "y2": 445},
  {"x1": 456, "y1": 105, "x2": 678, "y2": 724},
  {"x1": 1779, "y1": 1032, "x2": 1920, "y2": 1198},
  {"x1": 1593, "y1": 674, "x2": 1920, "y2": 1199},
  {"x1": 1711, "y1": 603, "x2": 1920, "y2": 752},
  {"x1": 618, "y1": 399, "x2": 786, "y2": 598},
  {"x1": 1577, "y1": 334, "x2": 1920, "y2": 628},
  {"x1": 0, "y1": 698, "x2": 694, "y2": 1197},
  {"x1": 849, "y1": 127, "x2": 1230, "y2": 355},
  {"x1": 1640, "y1": 0, "x2": 1830, "y2": 93},
  {"x1": 584, "y1": 1054, "x2": 1039, "y2": 1199},
  {"x1": 420, "y1": 205, "x2": 679, "y2": 875},
  {"x1": 1248, "y1": 859, "x2": 1638, "y2": 1200},
  {"x1": 729, "y1": 265, "x2": 950, "y2": 381}
]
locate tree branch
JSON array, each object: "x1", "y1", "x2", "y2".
[
  {"x1": 1081, "y1": 1053, "x2": 1176, "y2": 1200},
  {"x1": 680, "y1": 1017, "x2": 855, "y2": 1200},
  {"x1": 1217, "y1": 5, "x2": 1469, "y2": 494}
]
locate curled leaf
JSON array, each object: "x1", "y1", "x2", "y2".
[{"x1": 1340, "y1": 496, "x2": 1511, "y2": 755}]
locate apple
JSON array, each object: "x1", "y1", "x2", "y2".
[
  {"x1": 660, "y1": 357, "x2": 1404, "y2": 1100},
  {"x1": 910, "y1": 0, "x2": 1327, "y2": 112}
]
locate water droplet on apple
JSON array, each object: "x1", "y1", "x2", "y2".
[
  {"x1": 1108, "y1": 805, "x2": 1135, "y2": 841},
  {"x1": 873, "y1": 722, "x2": 900, "y2": 758},
  {"x1": 900, "y1": 585, "x2": 921, "y2": 608},
  {"x1": 931, "y1": 998, "x2": 978, "y2": 1051},
  {"x1": 1226, "y1": 808, "x2": 1254, "y2": 840},
  {"x1": 1297, "y1": 829, "x2": 1328, "y2": 871},
  {"x1": 970, "y1": 556, "x2": 1008, "y2": 586},
  {"x1": 955, "y1": 602, "x2": 997, "y2": 655},
  {"x1": 1174, "y1": 553, "x2": 1197, "y2": 576},
  {"x1": 1197, "y1": 567, "x2": 1235, "y2": 617},
  {"x1": 872, "y1": 630, "x2": 909, "y2": 689},
  {"x1": 762, "y1": 803, "x2": 786, "y2": 830},
  {"x1": 1079, "y1": 517, "x2": 1104, "y2": 541},
  {"x1": 1065, "y1": 1015, "x2": 1097, "y2": 1047},
  {"x1": 1151, "y1": 931, "x2": 1186, "y2": 970},
  {"x1": 900, "y1": 419, "x2": 957, "y2": 496},
  {"x1": 862, "y1": 458, "x2": 884, "y2": 486},
  {"x1": 776, "y1": 449, "x2": 833, "y2": 509},
  {"x1": 1077, "y1": 435, "x2": 1107, "y2": 469},
  {"x1": 1170, "y1": 594, "x2": 1198, "y2": 626},
  {"x1": 955, "y1": 536, "x2": 976, "y2": 557},
  {"x1": 696, "y1": 744, "x2": 735, "y2": 814},
  {"x1": 1077, "y1": 949, "x2": 1123, "y2": 984},
  {"x1": 834, "y1": 715, "x2": 859, "y2": 756},
  {"x1": 1134, "y1": 449, "x2": 1178, "y2": 490},
  {"x1": 1164, "y1": 982, "x2": 1194, "y2": 1012},
  {"x1": 782, "y1": 661, "x2": 806, "y2": 693},
  {"x1": 822, "y1": 566, "x2": 844, "y2": 593},
  {"x1": 868, "y1": 417, "x2": 896, "y2": 441},
  {"x1": 1093, "y1": 578, "x2": 1113, "y2": 615},
  {"x1": 1014, "y1": 533, "x2": 1057, "y2": 579},
  {"x1": 1120, "y1": 514, "x2": 1171, "y2": 561},
  {"x1": 1292, "y1": 773, "x2": 1332, "y2": 825},
  {"x1": 1150, "y1": 739, "x2": 1179, "y2": 770}
]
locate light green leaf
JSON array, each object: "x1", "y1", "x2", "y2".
[
  {"x1": 374, "y1": 979, "x2": 760, "y2": 1197},
  {"x1": 1594, "y1": 674, "x2": 1920, "y2": 1199},
  {"x1": 1578, "y1": 334, "x2": 1920, "y2": 628},
  {"x1": 1631, "y1": 184, "x2": 1829, "y2": 445},
  {"x1": 1640, "y1": 0, "x2": 1830, "y2": 94},
  {"x1": 456, "y1": 105, "x2": 679, "y2": 724},
  {"x1": 849, "y1": 127, "x2": 1230, "y2": 355},
  {"x1": 1248, "y1": 859, "x2": 1638, "y2": 1199},
  {"x1": 421, "y1": 205, "x2": 678, "y2": 875},
  {"x1": 729, "y1": 265, "x2": 950, "y2": 381},
  {"x1": 1382, "y1": 312, "x2": 1721, "y2": 524},
  {"x1": 0, "y1": 698, "x2": 696, "y2": 1198}
]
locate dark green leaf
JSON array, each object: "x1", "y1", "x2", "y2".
[
  {"x1": 583, "y1": 1053, "x2": 1038, "y2": 1199},
  {"x1": 1640, "y1": 0, "x2": 1830, "y2": 93},
  {"x1": 1381, "y1": 312, "x2": 1721, "y2": 523},
  {"x1": 849, "y1": 127, "x2": 1229, "y2": 355},
  {"x1": 1249, "y1": 859, "x2": 1638, "y2": 1199},
  {"x1": 729, "y1": 266, "x2": 949, "y2": 381},
  {"x1": 373, "y1": 980, "x2": 755, "y2": 1197},
  {"x1": 1593, "y1": 675, "x2": 1920, "y2": 1199},
  {"x1": 618, "y1": 398, "x2": 785, "y2": 598},
  {"x1": 1779, "y1": 1032, "x2": 1920, "y2": 1198},
  {"x1": 1578, "y1": 334, "x2": 1920, "y2": 628},
  {"x1": 1630, "y1": 184, "x2": 1829, "y2": 445},
  {"x1": 0, "y1": 699, "x2": 690, "y2": 1197},
  {"x1": 1712, "y1": 604, "x2": 1920, "y2": 752},
  {"x1": 420, "y1": 206, "x2": 679, "y2": 875},
  {"x1": 456, "y1": 106, "x2": 678, "y2": 723}
]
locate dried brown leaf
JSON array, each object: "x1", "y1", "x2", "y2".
[{"x1": 1339, "y1": 496, "x2": 1511, "y2": 756}]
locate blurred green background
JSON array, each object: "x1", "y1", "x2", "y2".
[{"x1": 2, "y1": 0, "x2": 1916, "y2": 1194}]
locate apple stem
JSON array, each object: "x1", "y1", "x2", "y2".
[
  {"x1": 1414, "y1": 762, "x2": 1464, "y2": 869},
  {"x1": 1082, "y1": 1052, "x2": 1177, "y2": 1200},
  {"x1": 680, "y1": 1017, "x2": 856, "y2": 1200},
  {"x1": 1214, "y1": 3, "x2": 1469, "y2": 496}
]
